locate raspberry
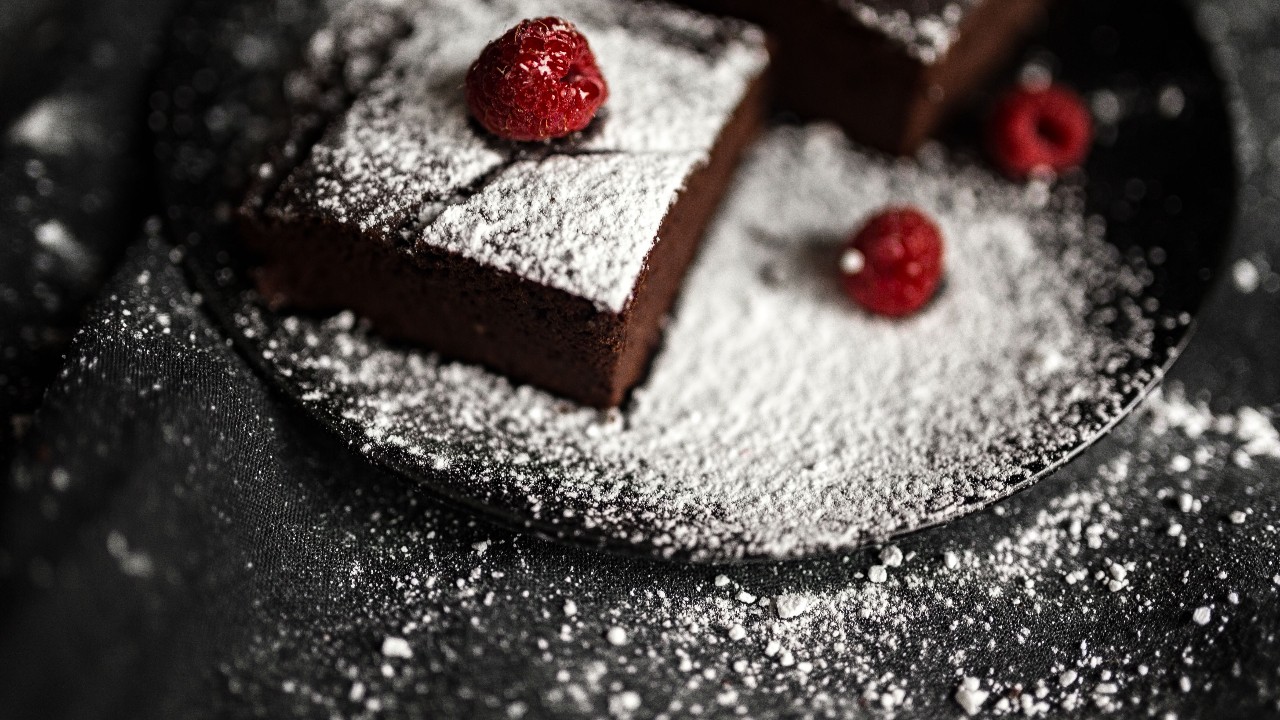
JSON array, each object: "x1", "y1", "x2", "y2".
[
  {"x1": 839, "y1": 208, "x2": 945, "y2": 318},
  {"x1": 465, "y1": 17, "x2": 609, "y2": 142},
  {"x1": 987, "y1": 84, "x2": 1094, "y2": 180}
]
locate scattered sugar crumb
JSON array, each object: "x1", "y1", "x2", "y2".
[
  {"x1": 774, "y1": 594, "x2": 812, "y2": 620},
  {"x1": 955, "y1": 677, "x2": 989, "y2": 715},
  {"x1": 879, "y1": 545, "x2": 904, "y2": 567},
  {"x1": 606, "y1": 627, "x2": 628, "y2": 646},
  {"x1": 381, "y1": 636, "x2": 413, "y2": 659}
]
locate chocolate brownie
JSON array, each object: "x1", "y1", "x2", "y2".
[
  {"x1": 241, "y1": 0, "x2": 771, "y2": 408},
  {"x1": 668, "y1": 0, "x2": 1046, "y2": 154}
]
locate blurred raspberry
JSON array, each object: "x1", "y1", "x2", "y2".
[{"x1": 987, "y1": 84, "x2": 1094, "y2": 180}]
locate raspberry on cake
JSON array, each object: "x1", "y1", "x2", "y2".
[
  {"x1": 657, "y1": 0, "x2": 1047, "y2": 154},
  {"x1": 465, "y1": 17, "x2": 609, "y2": 141},
  {"x1": 241, "y1": 0, "x2": 771, "y2": 408}
]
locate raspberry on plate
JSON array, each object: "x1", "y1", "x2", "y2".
[
  {"x1": 465, "y1": 17, "x2": 609, "y2": 142},
  {"x1": 840, "y1": 207, "x2": 945, "y2": 318},
  {"x1": 987, "y1": 84, "x2": 1094, "y2": 180}
]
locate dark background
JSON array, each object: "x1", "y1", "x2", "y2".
[{"x1": 1, "y1": 0, "x2": 1279, "y2": 718}]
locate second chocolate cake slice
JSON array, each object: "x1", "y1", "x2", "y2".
[
  {"x1": 242, "y1": 0, "x2": 771, "y2": 408},
  {"x1": 669, "y1": 0, "x2": 1045, "y2": 154}
]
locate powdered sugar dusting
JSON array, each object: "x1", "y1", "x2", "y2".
[
  {"x1": 834, "y1": 0, "x2": 982, "y2": 63},
  {"x1": 270, "y1": 0, "x2": 769, "y2": 311},
  {"x1": 423, "y1": 152, "x2": 700, "y2": 309},
  {"x1": 239, "y1": 124, "x2": 1160, "y2": 560},
  {"x1": 193, "y1": 373, "x2": 1279, "y2": 716}
]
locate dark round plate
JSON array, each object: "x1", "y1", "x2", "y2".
[{"x1": 151, "y1": 0, "x2": 1235, "y2": 562}]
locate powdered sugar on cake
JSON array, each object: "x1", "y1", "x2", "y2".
[
  {"x1": 834, "y1": 0, "x2": 981, "y2": 63},
  {"x1": 421, "y1": 151, "x2": 700, "y2": 305},
  {"x1": 244, "y1": 125, "x2": 1160, "y2": 560},
  {"x1": 270, "y1": 0, "x2": 769, "y2": 311}
]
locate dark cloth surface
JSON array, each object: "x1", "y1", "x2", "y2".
[
  {"x1": 2, "y1": 0, "x2": 1280, "y2": 718},
  {"x1": 0, "y1": 0, "x2": 176, "y2": 450}
]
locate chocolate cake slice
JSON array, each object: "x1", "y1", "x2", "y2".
[
  {"x1": 241, "y1": 0, "x2": 771, "y2": 408},
  {"x1": 668, "y1": 0, "x2": 1046, "y2": 154}
]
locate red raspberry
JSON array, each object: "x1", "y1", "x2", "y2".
[
  {"x1": 987, "y1": 84, "x2": 1094, "y2": 180},
  {"x1": 465, "y1": 17, "x2": 609, "y2": 142},
  {"x1": 840, "y1": 208, "x2": 945, "y2": 318}
]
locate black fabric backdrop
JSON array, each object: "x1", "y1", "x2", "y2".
[{"x1": 2, "y1": 0, "x2": 1280, "y2": 718}]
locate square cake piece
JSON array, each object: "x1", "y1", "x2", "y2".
[
  {"x1": 669, "y1": 0, "x2": 1045, "y2": 154},
  {"x1": 242, "y1": 0, "x2": 771, "y2": 408}
]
